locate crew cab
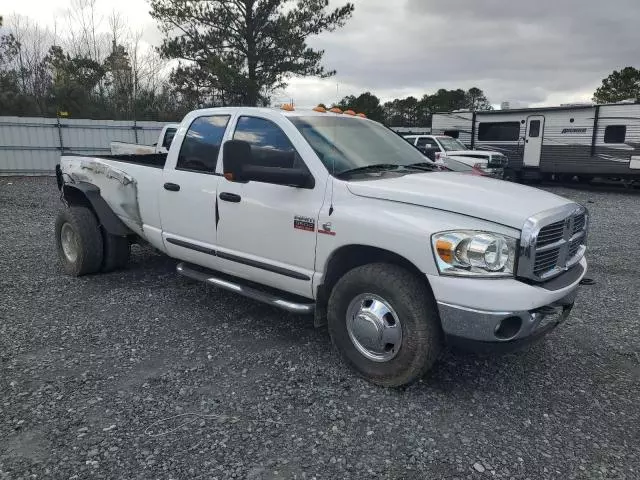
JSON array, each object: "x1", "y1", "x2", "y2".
[
  {"x1": 110, "y1": 123, "x2": 179, "y2": 155},
  {"x1": 54, "y1": 106, "x2": 589, "y2": 387},
  {"x1": 404, "y1": 134, "x2": 508, "y2": 176}
]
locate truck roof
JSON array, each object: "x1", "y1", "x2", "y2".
[{"x1": 185, "y1": 106, "x2": 370, "y2": 120}]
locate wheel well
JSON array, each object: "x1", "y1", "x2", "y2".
[
  {"x1": 61, "y1": 184, "x2": 131, "y2": 237},
  {"x1": 63, "y1": 185, "x2": 92, "y2": 209},
  {"x1": 315, "y1": 245, "x2": 432, "y2": 322}
]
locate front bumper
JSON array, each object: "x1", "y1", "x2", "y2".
[{"x1": 428, "y1": 257, "x2": 587, "y2": 351}]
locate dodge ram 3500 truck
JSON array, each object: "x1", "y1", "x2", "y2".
[{"x1": 54, "y1": 106, "x2": 589, "y2": 387}]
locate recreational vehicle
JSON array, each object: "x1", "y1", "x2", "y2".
[{"x1": 431, "y1": 103, "x2": 640, "y2": 181}]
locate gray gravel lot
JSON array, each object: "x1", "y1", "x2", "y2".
[{"x1": 1, "y1": 177, "x2": 639, "y2": 480}]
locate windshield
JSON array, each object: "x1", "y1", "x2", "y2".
[
  {"x1": 289, "y1": 116, "x2": 428, "y2": 176},
  {"x1": 438, "y1": 137, "x2": 467, "y2": 151}
]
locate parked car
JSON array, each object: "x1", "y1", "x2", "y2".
[
  {"x1": 404, "y1": 134, "x2": 508, "y2": 176},
  {"x1": 435, "y1": 157, "x2": 503, "y2": 178},
  {"x1": 54, "y1": 106, "x2": 588, "y2": 387},
  {"x1": 110, "y1": 123, "x2": 179, "y2": 155}
]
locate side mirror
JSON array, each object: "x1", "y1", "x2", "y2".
[
  {"x1": 243, "y1": 165, "x2": 315, "y2": 189},
  {"x1": 223, "y1": 140, "x2": 314, "y2": 188},
  {"x1": 223, "y1": 140, "x2": 251, "y2": 181},
  {"x1": 420, "y1": 145, "x2": 438, "y2": 160}
]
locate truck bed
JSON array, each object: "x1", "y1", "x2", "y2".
[
  {"x1": 60, "y1": 154, "x2": 166, "y2": 239},
  {"x1": 66, "y1": 153, "x2": 167, "y2": 168}
]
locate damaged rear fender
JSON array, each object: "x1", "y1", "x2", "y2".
[{"x1": 61, "y1": 182, "x2": 131, "y2": 237}]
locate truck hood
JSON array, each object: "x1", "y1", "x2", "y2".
[{"x1": 345, "y1": 172, "x2": 572, "y2": 229}]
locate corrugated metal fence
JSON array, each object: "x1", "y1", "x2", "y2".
[{"x1": 0, "y1": 116, "x2": 172, "y2": 175}]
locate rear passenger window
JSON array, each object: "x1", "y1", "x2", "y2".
[
  {"x1": 233, "y1": 116, "x2": 299, "y2": 168},
  {"x1": 604, "y1": 125, "x2": 626, "y2": 143},
  {"x1": 177, "y1": 116, "x2": 230, "y2": 173}
]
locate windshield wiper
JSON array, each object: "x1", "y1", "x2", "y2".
[
  {"x1": 404, "y1": 162, "x2": 439, "y2": 171},
  {"x1": 335, "y1": 163, "x2": 401, "y2": 178}
]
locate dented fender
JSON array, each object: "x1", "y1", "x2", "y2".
[{"x1": 61, "y1": 181, "x2": 132, "y2": 237}]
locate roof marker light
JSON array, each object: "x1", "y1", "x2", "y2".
[
  {"x1": 313, "y1": 106, "x2": 326, "y2": 112},
  {"x1": 281, "y1": 103, "x2": 295, "y2": 111},
  {"x1": 344, "y1": 110, "x2": 356, "y2": 116},
  {"x1": 329, "y1": 107, "x2": 343, "y2": 114},
  {"x1": 357, "y1": 113, "x2": 367, "y2": 118}
]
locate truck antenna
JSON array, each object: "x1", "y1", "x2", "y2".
[{"x1": 329, "y1": 84, "x2": 339, "y2": 215}]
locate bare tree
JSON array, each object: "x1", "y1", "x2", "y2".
[{"x1": 6, "y1": 15, "x2": 55, "y2": 113}]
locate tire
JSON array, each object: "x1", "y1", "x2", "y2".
[
  {"x1": 101, "y1": 230, "x2": 130, "y2": 272},
  {"x1": 327, "y1": 263, "x2": 443, "y2": 387},
  {"x1": 55, "y1": 206, "x2": 104, "y2": 276}
]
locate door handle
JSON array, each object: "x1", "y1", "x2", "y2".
[
  {"x1": 164, "y1": 182, "x2": 180, "y2": 191},
  {"x1": 219, "y1": 192, "x2": 241, "y2": 203}
]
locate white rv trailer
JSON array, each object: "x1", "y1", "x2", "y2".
[{"x1": 431, "y1": 103, "x2": 640, "y2": 181}]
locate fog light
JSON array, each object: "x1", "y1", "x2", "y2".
[{"x1": 495, "y1": 316, "x2": 522, "y2": 340}]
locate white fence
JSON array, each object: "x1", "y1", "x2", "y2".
[{"x1": 0, "y1": 116, "x2": 172, "y2": 175}]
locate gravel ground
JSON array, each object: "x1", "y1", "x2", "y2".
[{"x1": 1, "y1": 177, "x2": 638, "y2": 480}]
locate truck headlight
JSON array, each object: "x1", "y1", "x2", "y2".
[{"x1": 431, "y1": 231, "x2": 517, "y2": 277}]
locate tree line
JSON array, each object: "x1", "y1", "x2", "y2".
[
  {"x1": 1, "y1": 1, "x2": 639, "y2": 125},
  {"x1": 332, "y1": 88, "x2": 492, "y2": 126},
  {"x1": 0, "y1": 3, "x2": 188, "y2": 121}
]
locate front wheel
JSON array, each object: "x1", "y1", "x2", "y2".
[{"x1": 327, "y1": 263, "x2": 443, "y2": 387}]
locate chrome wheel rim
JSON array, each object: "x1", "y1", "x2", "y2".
[
  {"x1": 346, "y1": 293, "x2": 403, "y2": 362},
  {"x1": 60, "y1": 223, "x2": 79, "y2": 262}
]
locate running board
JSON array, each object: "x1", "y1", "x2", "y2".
[{"x1": 176, "y1": 262, "x2": 315, "y2": 314}]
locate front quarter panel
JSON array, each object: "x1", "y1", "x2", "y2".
[{"x1": 314, "y1": 181, "x2": 521, "y2": 279}]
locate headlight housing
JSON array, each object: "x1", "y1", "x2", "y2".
[{"x1": 431, "y1": 231, "x2": 517, "y2": 277}]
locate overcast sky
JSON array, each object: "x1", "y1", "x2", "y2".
[{"x1": 5, "y1": 0, "x2": 638, "y2": 108}]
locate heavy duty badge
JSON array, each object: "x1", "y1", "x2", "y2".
[{"x1": 294, "y1": 215, "x2": 315, "y2": 232}]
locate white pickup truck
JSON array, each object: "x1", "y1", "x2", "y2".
[
  {"x1": 110, "y1": 123, "x2": 179, "y2": 155},
  {"x1": 404, "y1": 134, "x2": 508, "y2": 176},
  {"x1": 54, "y1": 106, "x2": 588, "y2": 387}
]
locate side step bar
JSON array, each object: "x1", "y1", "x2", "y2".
[{"x1": 176, "y1": 262, "x2": 315, "y2": 314}]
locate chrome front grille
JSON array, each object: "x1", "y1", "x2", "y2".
[
  {"x1": 573, "y1": 212, "x2": 586, "y2": 234},
  {"x1": 518, "y1": 204, "x2": 588, "y2": 282},
  {"x1": 536, "y1": 220, "x2": 565, "y2": 247}
]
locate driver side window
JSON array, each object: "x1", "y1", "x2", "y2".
[{"x1": 232, "y1": 116, "x2": 303, "y2": 169}]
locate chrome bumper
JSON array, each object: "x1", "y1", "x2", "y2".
[{"x1": 437, "y1": 288, "x2": 578, "y2": 344}]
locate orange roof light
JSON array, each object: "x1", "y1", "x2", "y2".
[
  {"x1": 313, "y1": 106, "x2": 326, "y2": 113},
  {"x1": 344, "y1": 110, "x2": 356, "y2": 116},
  {"x1": 329, "y1": 107, "x2": 343, "y2": 114},
  {"x1": 281, "y1": 103, "x2": 295, "y2": 111},
  {"x1": 357, "y1": 113, "x2": 367, "y2": 118}
]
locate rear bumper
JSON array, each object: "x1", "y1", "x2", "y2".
[{"x1": 428, "y1": 258, "x2": 587, "y2": 351}]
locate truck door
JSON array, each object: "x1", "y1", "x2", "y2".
[
  {"x1": 523, "y1": 115, "x2": 544, "y2": 167},
  {"x1": 215, "y1": 115, "x2": 326, "y2": 298},
  {"x1": 159, "y1": 114, "x2": 231, "y2": 270}
]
